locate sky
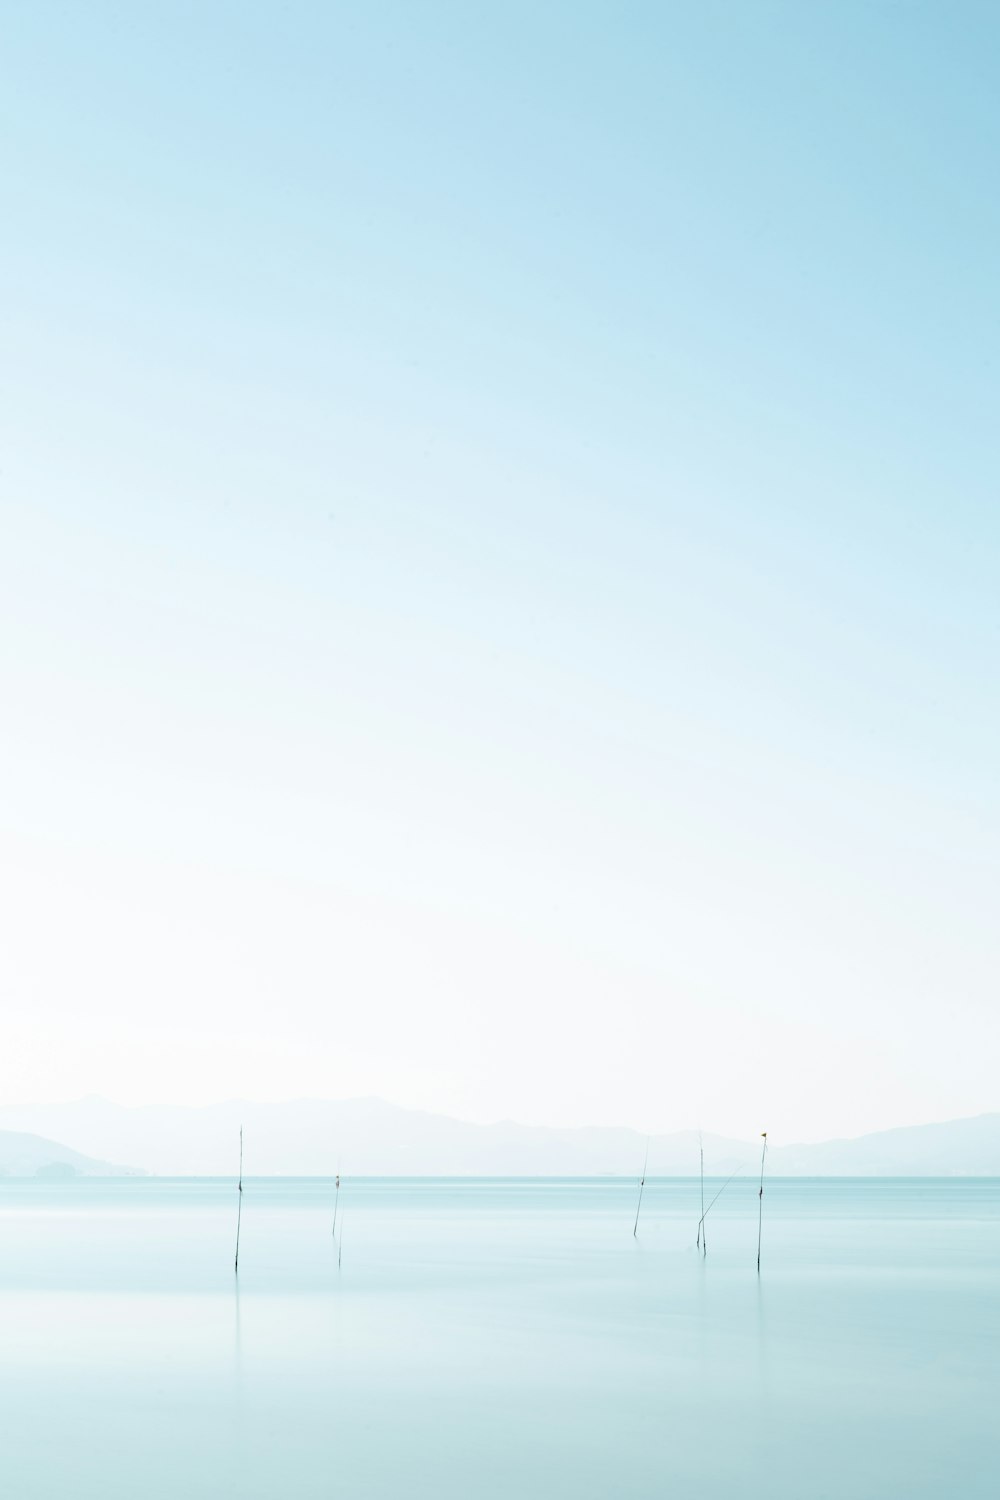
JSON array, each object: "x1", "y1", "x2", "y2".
[{"x1": 1, "y1": 2, "x2": 998, "y2": 1143}]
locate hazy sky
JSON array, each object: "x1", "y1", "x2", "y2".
[{"x1": 2, "y1": 3, "x2": 998, "y2": 1142}]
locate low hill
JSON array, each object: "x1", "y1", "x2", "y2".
[{"x1": 0, "y1": 1128, "x2": 139, "y2": 1178}]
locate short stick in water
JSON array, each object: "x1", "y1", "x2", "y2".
[
  {"x1": 633, "y1": 1138, "x2": 649, "y2": 1237},
  {"x1": 757, "y1": 1131, "x2": 767, "y2": 1273},
  {"x1": 697, "y1": 1165, "x2": 742, "y2": 1246},
  {"x1": 234, "y1": 1125, "x2": 244, "y2": 1275}
]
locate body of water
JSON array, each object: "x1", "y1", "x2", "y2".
[{"x1": 1, "y1": 1176, "x2": 997, "y2": 1497}]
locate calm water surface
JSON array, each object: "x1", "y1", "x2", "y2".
[{"x1": 1, "y1": 1177, "x2": 997, "y2": 1497}]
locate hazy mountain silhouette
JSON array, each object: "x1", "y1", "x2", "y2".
[
  {"x1": 1, "y1": 1098, "x2": 998, "y2": 1176},
  {"x1": 0, "y1": 1127, "x2": 139, "y2": 1177}
]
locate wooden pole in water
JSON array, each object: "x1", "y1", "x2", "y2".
[
  {"x1": 332, "y1": 1172, "x2": 340, "y2": 1238},
  {"x1": 633, "y1": 1138, "x2": 650, "y2": 1237},
  {"x1": 756, "y1": 1131, "x2": 767, "y2": 1273},
  {"x1": 697, "y1": 1133, "x2": 706, "y2": 1252},
  {"x1": 234, "y1": 1125, "x2": 243, "y2": 1275},
  {"x1": 697, "y1": 1165, "x2": 742, "y2": 1244}
]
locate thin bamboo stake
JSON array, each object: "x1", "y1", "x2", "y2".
[
  {"x1": 234, "y1": 1125, "x2": 244, "y2": 1275},
  {"x1": 696, "y1": 1165, "x2": 743, "y2": 1245},
  {"x1": 633, "y1": 1138, "x2": 650, "y2": 1237},
  {"x1": 756, "y1": 1132, "x2": 767, "y2": 1273},
  {"x1": 332, "y1": 1172, "x2": 340, "y2": 1238},
  {"x1": 697, "y1": 1133, "x2": 705, "y2": 1252}
]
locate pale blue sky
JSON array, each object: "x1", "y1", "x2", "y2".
[{"x1": 2, "y1": 3, "x2": 998, "y2": 1138}]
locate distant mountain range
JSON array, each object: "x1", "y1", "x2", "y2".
[
  {"x1": 1, "y1": 1098, "x2": 998, "y2": 1177},
  {"x1": 0, "y1": 1127, "x2": 138, "y2": 1178}
]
